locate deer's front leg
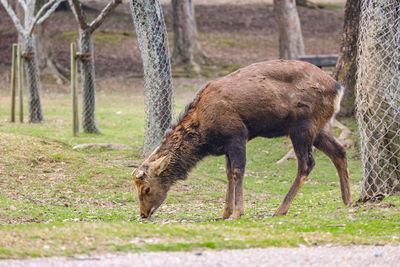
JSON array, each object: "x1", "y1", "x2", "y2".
[
  {"x1": 225, "y1": 136, "x2": 246, "y2": 220},
  {"x1": 222, "y1": 155, "x2": 235, "y2": 219}
]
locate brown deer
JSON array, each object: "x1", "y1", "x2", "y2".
[{"x1": 132, "y1": 60, "x2": 352, "y2": 219}]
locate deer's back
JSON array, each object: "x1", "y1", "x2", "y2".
[{"x1": 194, "y1": 60, "x2": 340, "y2": 141}]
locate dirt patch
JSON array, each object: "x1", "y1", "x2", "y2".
[{"x1": 0, "y1": 3, "x2": 344, "y2": 78}]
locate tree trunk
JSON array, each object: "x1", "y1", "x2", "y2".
[
  {"x1": 79, "y1": 31, "x2": 100, "y2": 134},
  {"x1": 36, "y1": 21, "x2": 68, "y2": 84},
  {"x1": 335, "y1": 0, "x2": 360, "y2": 117},
  {"x1": 130, "y1": 0, "x2": 174, "y2": 156},
  {"x1": 357, "y1": 0, "x2": 400, "y2": 201},
  {"x1": 23, "y1": 35, "x2": 44, "y2": 123},
  {"x1": 274, "y1": 0, "x2": 305, "y2": 60},
  {"x1": 171, "y1": 0, "x2": 201, "y2": 74}
]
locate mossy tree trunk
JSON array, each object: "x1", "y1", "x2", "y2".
[{"x1": 335, "y1": 0, "x2": 360, "y2": 117}]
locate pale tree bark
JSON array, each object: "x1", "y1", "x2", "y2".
[
  {"x1": 171, "y1": 0, "x2": 207, "y2": 75},
  {"x1": 130, "y1": 0, "x2": 174, "y2": 156},
  {"x1": 273, "y1": 0, "x2": 305, "y2": 60},
  {"x1": 68, "y1": 0, "x2": 122, "y2": 134},
  {"x1": 334, "y1": 0, "x2": 360, "y2": 117},
  {"x1": 1, "y1": 0, "x2": 62, "y2": 123}
]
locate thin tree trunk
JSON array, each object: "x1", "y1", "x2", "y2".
[
  {"x1": 335, "y1": 0, "x2": 360, "y2": 117},
  {"x1": 274, "y1": 0, "x2": 305, "y2": 60},
  {"x1": 130, "y1": 0, "x2": 174, "y2": 156},
  {"x1": 79, "y1": 31, "x2": 100, "y2": 134},
  {"x1": 171, "y1": 0, "x2": 202, "y2": 74},
  {"x1": 36, "y1": 21, "x2": 68, "y2": 84},
  {"x1": 68, "y1": 0, "x2": 121, "y2": 134},
  {"x1": 23, "y1": 35, "x2": 44, "y2": 123}
]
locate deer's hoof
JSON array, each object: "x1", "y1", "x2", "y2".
[
  {"x1": 233, "y1": 211, "x2": 243, "y2": 220},
  {"x1": 222, "y1": 210, "x2": 232, "y2": 220}
]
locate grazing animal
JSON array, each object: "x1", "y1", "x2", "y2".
[{"x1": 132, "y1": 60, "x2": 352, "y2": 219}]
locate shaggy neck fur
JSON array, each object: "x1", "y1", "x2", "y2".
[
  {"x1": 148, "y1": 83, "x2": 209, "y2": 186},
  {"x1": 155, "y1": 125, "x2": 206, "y2": 185}
]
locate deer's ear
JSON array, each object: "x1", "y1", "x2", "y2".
[{"x1": 150, "y1": 154, "x2": 171, "y2": 176}]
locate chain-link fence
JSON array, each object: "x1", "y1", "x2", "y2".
[
  {"x1": 130, "y1": 0, "x2": 174, "y2": 156},
  {"x1": 356, "y1": 0, "x2": 400, "y2": 201},
  {"x1": 23, "y1": 35, "x2": 44, "y2": 123},
  {"x1": 78, "y1": 36, "x2": 100, "y2": 134}
]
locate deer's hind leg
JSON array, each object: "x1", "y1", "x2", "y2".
[
  {"x1": 274, "y1": 123, "x2": 316, "y2": 216},
  {"x1": 313, "y1": 129, "x2": 352, "y2": 205}
]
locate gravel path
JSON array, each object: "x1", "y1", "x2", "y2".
[{"x1": 1, "y1": 245, "x2": 399, "y2": 267}]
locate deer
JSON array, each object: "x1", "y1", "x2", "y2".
[{"x1": 132, "y1": 60, "x2": 352, "y2": 220}]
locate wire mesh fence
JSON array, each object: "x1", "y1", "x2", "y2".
[
  {"x1": 78, "y1": 37, "x2": 100, "y2": 134},
  {"x1": 130, "y1": 0, "x2": 174, "y2": 156},
  {"x1": 23, "y1": 35, "x2": 44, "y2": 123},
  {"x1": 356, "y1": 0, "x2": 400, "y2": 201}
]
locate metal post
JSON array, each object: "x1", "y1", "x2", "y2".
[
  {"x1": 71, "y1": 42, "x2": 79, "y2": 136},
  {"x1": 10, "y1": 44, "x2": 18, "y2": 122}
]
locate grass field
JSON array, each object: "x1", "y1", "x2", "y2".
[{"x1": 0, "y1": 81, "x2": 399, "y2": 258}]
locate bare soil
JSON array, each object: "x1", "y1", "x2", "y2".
[{"x1": 0, "y1": 2, "x2": 344, "y2": 79}]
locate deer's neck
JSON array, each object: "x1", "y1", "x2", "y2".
[{"x1": 158, "y1": 127, "x2": 205, "y2": 184}]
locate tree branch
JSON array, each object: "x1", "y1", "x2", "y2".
[
  {"x1": 17, "y1": 0, "x2": 27, "y2": 12},
  {"x1": 36, "y1": 0, "x2": 62, "y2": 24},
  {"x1": 28, "y1": 0, "x2": 62, "y2": 35},
  {"x1": 68, "y1": 0, "x2": 89, "y2": 30},
  {"x1": 0, "y1": 0, "x2": 26, "y2": 35},
  {"x1": 88, "y1": 0, "x2": 122, "y2": 33}
]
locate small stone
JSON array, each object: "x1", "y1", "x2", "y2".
[
  {"x1": 195, "y1": 251, "x2": 202, "y2": 256},
  {"x1": 374, "y1": 250, "x2": 383, "y2": 257}
]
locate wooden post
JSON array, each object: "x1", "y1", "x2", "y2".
[
  {"x1": 17, "y1": 44, "x2": 23, "y2": 123},
  {"x1": 71, "y1": 42, "x2": 79, "y2": 136},
  {"x1": 10, "y1": 44, "x2": 18, "y2": 122}
]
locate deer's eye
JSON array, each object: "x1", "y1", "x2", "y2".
[{"x1": 145, "y1": 187, "x2": 150, "y2": 195}]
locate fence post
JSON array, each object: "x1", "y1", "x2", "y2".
[
  {"x1": 17, "y1": 44, "x2": 23, "y2": 123},
  {"x1": 71, "y1": 42, "x2": 79, "y2": 136},
  {"x1": 10, "y1": 44, "x2": 17, "y2": 122}
]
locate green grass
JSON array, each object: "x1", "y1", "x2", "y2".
[
  {"x1": 57, "y1": 30, "x2": 136, "y2": 44},
  {"x1": 0, "y1": 84, "x2": 399, "y2": 258}
]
